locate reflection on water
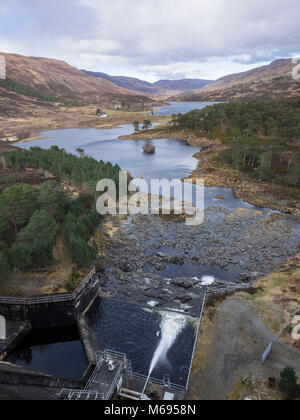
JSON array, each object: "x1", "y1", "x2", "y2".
[
  {"x1": 19, "y1": 102, "x2": 270, "y2": 212},
  {"x1": 6, "y1": 326, "x2": 87, "y2": 380},
  {"x1": 21, "y1": 127, "x2": 269, "y2": 212},
  {"x1": 21, "y1": 128, "x2": 199, "y2": 183},
  {"x1": 87, "y1": 299, "x2": 196, "y2": 387}
]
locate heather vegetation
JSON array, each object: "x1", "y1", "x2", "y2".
[{"x1": 171, "y1": 101, "x2": 300, "y2": 186}]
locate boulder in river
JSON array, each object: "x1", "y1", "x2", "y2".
[{"x1": 171, "y1": 277, "x2": 201, "y2": 289}]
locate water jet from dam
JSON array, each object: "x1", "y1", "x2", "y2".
[{"x1": 142, "y1": 311, "x2": 187, "y2": 396}]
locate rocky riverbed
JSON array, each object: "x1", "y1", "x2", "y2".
[{"x1": 97, "y1": 206, "x2": 300, "y2": 316}]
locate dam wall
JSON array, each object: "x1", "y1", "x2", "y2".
[
  {"x1": 0, "y1": 268, "x2": 101, "y2": 362},
  {"x1": 0, "y1": 268, "x2": 100, "y2": 327}
]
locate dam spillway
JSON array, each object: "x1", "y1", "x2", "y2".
[{"x1": 86, "y1": 298, "x2": 200, "y2": 388}]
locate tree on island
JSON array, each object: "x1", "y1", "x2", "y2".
[
  {"x1": 142, "y1": 120, "x2": 152, "y2": 131},
  {"x1": 96, "y1": 107, "x2": 103, "y2": 116},
  {"x1": 133, "y1": 121, "x2": 140, "y2": 133}
]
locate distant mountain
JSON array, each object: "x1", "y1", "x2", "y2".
[
  {"x1": 169, "y1": 59, "x2": 300, "y2": 102},
  {"x1": 0, "y1": 53, "x2": 153, "y2": 106},
  {"x1": 83, "y1": 71, "x2": 154, "y2": 94},
  {"x1": 83, "y1": 70, "x2": 213, "y2": 95},
  {"x1": 153, "y1": 79, "x2": 213, "y2": 93}
]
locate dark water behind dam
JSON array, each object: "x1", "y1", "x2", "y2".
[{"x1": 7, "y1": 326, "x2": 87, "y2": 381}]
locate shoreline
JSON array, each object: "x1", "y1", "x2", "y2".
[
  {"x1": 0, "y1": 106, "x2": 170, "y2": 144},
  {"x1": 119, "y1": 126, "x2": 300, "y2": 215},
  {"x1": 9, "y1": 120, "x2": 300, "y2": 215}
]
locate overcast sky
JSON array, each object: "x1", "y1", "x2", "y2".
[{"x1": 0, "y1": 0, "x2": 299, "y2": 82}]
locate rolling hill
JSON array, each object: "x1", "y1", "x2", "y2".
[
  {"x1": 0, "y1": 53, "x2": 154, "y2": 107},
  {"x1": 170, "y1": 59, "x2": 300, "y2": 102},
  {"x1": 83, "y1": 70, "x2": 213, "y2": 95}
]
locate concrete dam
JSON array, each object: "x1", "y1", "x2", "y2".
[{"x1": 0, "y1": 266, "x2": 211, "y2": 400}]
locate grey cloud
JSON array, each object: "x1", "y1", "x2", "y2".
[{"x1": 1, "y1": 0, "x2": 300, "y2": 78}]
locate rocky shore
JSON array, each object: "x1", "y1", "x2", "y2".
[{"x1": 96, "y1": 206, "x2": 300, "y2": 316}]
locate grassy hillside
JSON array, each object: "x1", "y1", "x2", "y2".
[
  {"x1": 1, "y1": 52, "x2": 154, "y2": 106},
  {"x1": 171, "y1": 59, "x2": 300, "y2": 102},
  {"x1": 0, "y1": 79, "x2": 83, "y2": 106}
]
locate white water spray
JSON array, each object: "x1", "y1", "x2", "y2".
[
  {"x1": 142, "y1": 312, "x2": 187, "y2": 396},
  {"x1": 200, "y1": 275, "x2": 215, "y2": 286}
]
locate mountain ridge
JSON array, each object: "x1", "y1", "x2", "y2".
[
  {"x1": 169, "y1": 59, "x2": 300, "y2": 102},
  {"x1": 0, "y1": 52, "x2": 154, "y2": 106},
  {"x1": 82, "y1": 70, "x2": 213, "y2": 95}
]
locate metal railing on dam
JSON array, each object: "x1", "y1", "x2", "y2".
[
  {"x1": 57, "y1": 297, "x2": 208, "y2": 401},
  {"x1": 206, "y1": 283, "x2": 252, "y2": 297},
  {"x1": 58, "y1": 349, "x2": 187, "y2": 401},
  {"x1": 0, "y1": 267, "x2": 97, "y2": 306}
]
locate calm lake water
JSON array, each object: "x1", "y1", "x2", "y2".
[
  {"x1": 22, "y1": 128, "x2": 262, "y2": 211},
  {"x1": 154, "y1": 101, "x2": 219, "y2": 116},
  {"x1": 21, "y1": 101, "x2": 262, "y2": 211},
  {"x1": 22, "y1": 127, "x2": 199, "y2": 183},
  {"x1": 7, "y1": 326, "x2": 87, "y2": 380}
]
